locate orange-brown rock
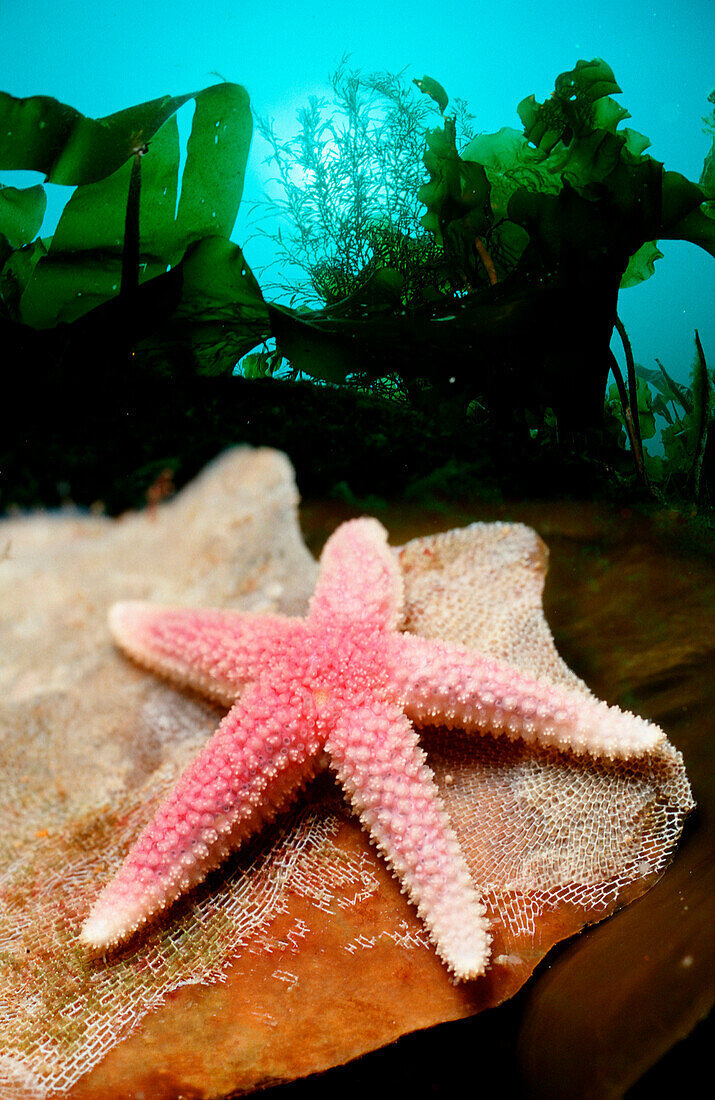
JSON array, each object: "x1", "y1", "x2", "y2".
[{"x1": 0, "y1": 449, "x2": 708, "y2": 1099}]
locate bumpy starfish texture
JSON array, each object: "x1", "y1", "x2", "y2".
[{"x1": 81, "y1": 518, "x2": 665, "y2": 979}]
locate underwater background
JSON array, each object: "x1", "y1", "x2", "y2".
[
  {"x1": 0, "y1": 0, "x2": 713, "y2": 513},
  {"x1": 0, "y1": 3, "x2": 713, "y2": 1098}
]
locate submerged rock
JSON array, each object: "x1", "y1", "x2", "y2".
[{"x1": 0, "y1": 448, "x2": 706, "y2": 1099}]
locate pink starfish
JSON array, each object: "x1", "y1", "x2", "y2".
[{"x1": 81, "y1": 518, "x2": 664, "y2": 979}]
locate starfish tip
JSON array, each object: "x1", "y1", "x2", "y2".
[
  {"x1": 446, "y1": 930, "x2": 492, "y2": 981},
  {"x1": 108, "y1": 600, "x2": 147, "y2": 642},
  {"x1": 79, "y1": 910, "x2": 124, "y2": 952},
  {"x1": 80, "y1": 888, "x2": 152, "y2": 952}
]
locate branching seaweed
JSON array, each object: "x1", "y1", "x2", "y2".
[{"x1": 252, "y1": 60, "x2": 474, "y2": 308}]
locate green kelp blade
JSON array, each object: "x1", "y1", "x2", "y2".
[
  {"x1": 591, "y1": 95, "x2": 631, "y2": 135},
  {"x1": 699, "y1": 134, "x2": 714, "y2": 196},
  {"x1": 66, "y1": 261, "x2": 185, "y2": 345},
  {"x1": 19, "y1": 235, "x2": 266, "y2": 380},
  {"x1": 461, "y1": 127, "x2": 550, "y2": 193},
  {"x1": 412, "y1": 75, "x2": 449, "y2": 114},
  {"x1": 312, "y1": 267, "x2": 405, "y2": 319},
  {"x1": 119, "y1": 236, "x2": 268, "y2": 377},
  {"x1": 174, "y1": 83, "x2": 252, "y2": 248},
  {"x1": 168, "y1": 236, "x2": 269, "y2": 375},
  {"x1": 620, "y1": 127, "x2": 651, "y2": 157},
  {"x1": 0, "y1": 89, "x2": 198, "y2": 185},
  {"x1": 460, "y1": 128, "x2": 551, "y2": 278},
  {"x1": 508, "y1": 151, "x2": 708, "y2": 289},
  {"x1": 268, "y1": 299, "x2": 446, "y2": 385},
  {"x1": 561, "y1": 129, "x2": 626, "y2": 189},
  {"x1": 0, "y1": 184, "x2": 46, "y2": 247},
  {"x1": 269, "y1": 302, "x2": 358, "y2": 383},
  {"x1": 17, "y1": 83, "x2": 253, "y2": 329},
  {"x1": 660, "y1": 170, "x2": 708, "y2": 229},
  {"x1": 419, "y1": 121, "x2": 462, "y2": 241},
  {"x1": 419, "y1": 118, "x2": 492, "y2": 249},
  {"x1": 620, "y1": 241, "x2": 664, "y2": 288},
  {"x1": 0, "y1": 93, "x2": 89, "y2": 177},
  {"x1": 633, "y1": 376, "x2": 657, "y2": 440},
  {"x1": 667, "y1": 203, "x2": 715, "y2": 258},
  {"x1": 0, "y1": 237, "x2": 46, "y2": 318},
  {"x1": 659, "y1": 172, "x2": 714, "y2": 258},
  {"x1": 517, "y1": 94, "x2": 565, "y2": 155},
  {"x1": 19, "y1": 117, "x2": 180, "y2": 327},
  {"x1": 54, "y1": 117, "x2": 179, "y2": 256},
  {"x1": 268, "y1": 283, "x2": 576, "y2": 401},
  {"x1": 240, "y1": 349, "x2": 275, "y2": 379},
  {"x1": 554, "y1": 58, "x2": 621, "y2": 106},
  {"x1": 637, "y1": 362, "x2": 694, "y2": 415}
]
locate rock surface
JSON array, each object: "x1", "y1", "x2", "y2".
[{"x1": 0, "y1": 449, "x2": 705, "y2": 1099}]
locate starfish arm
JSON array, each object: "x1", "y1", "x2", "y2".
[
  {"x1": 80, "y1": 679, "x2": 323, "y2": 951},
  {"x1": 393, "y1": 634, "x2": 665, "y2": 759},
  {"x1": 309, "y1": 518, "x2": 404, "y2": 631},
  {"x1": 109, "y1": 602, "x2": 305, "y2": 705},
  {"x1": 326, "y1": 698, "x2": 491, "y2": 980}
]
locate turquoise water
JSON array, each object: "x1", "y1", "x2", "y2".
[{"x1": 1, "y1": 0, "x2": 712, "y2": 386}]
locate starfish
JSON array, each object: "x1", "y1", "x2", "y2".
[{"x1": 81, "y1": 518, "x2": 664, "y2": 979}]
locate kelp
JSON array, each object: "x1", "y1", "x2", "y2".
[
  {"x1": 0, "y1": 88, "x2": 207, "y2": 185},
  {"x1": 0, "y1": 182, "x2": 46, "y2": 247},
  {"x1": 0, "y1": 81, "x2": 276, "y2": 519},
  {"x1": 0, "y1": 83, "x2": 267, "y2": 364},
  {"x1": 610, "y1": 317, "x2": 647, "y2": 483}
]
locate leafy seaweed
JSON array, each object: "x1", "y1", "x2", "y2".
[
  {"x1": 0, "y1": 183, "x2": 46, "y2": 247},
  {"x1": 434, "y1": 57, "x2": 712, "y2": 287},
  {"x1": 607, "y1": 333, "x2": 713, "y2": 502},
  {"x1": 0, "y1": 88, "x2": 205, "y2": 185},
  {"x1": 0, "y1": 83, "x2": 269, "y2": 379},
  {"x1": 258, "y1": 59, "x2": 711, "y2": 458},
  {"x1": 412, "y1": 75, "x2": 449, "y2": 115},
  {"x1": 1, "y1": 84, "x2": 254, "y2": 329}
]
